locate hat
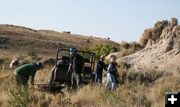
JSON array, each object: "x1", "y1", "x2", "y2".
[
  {"x1": 110, "y1": 55, "x2": 117, "y2": 59},
  {"x1": 36, "y1": 62, "x2": 43, "y2": 68},
  {"x1": 100, "y1": 55, "x2": 105, "y2": 59},
  {"x1": 70, "y1": 48, "x2": 77, "y2": 54}
]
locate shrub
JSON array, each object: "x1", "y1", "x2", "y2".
[
  {"x1": 118, "y1": 41, "x2": 143, "y2": 57},
  {"x1": 9, "y1": 87, "x2": 39, "y2": 107},
  {"x1": 116, "y1": 61, "x2": 131, "y2": 83},
  {"x1": 8, "y1": 84, "x2": 52, "y2": 107},
  {"x1": 27, "y1": 49, "x2": 37, "y2": 60},
  {"x1": 0, "y1": 58, "x2": 4, "y2": 65},
  {"x1": 126, "y1": 69, "x2": 168, "y2": 85},
  {"x1": 140, "y1": 28, "x2": 152, "y2": 46},
  {"x1": 121, "y1": 41, "x2": 130, "y2": 49},
  {"x1": 90, "y1": 43, "x2": 118, "y2": 60},
  {"x1": 170, "y1": 17, "x2": 178, "y2": 27}
]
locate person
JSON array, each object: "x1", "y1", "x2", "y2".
[
  {"x1": 95, "y1": 55, "x2": 107, "y2": 83},
  {"x1": 13, "y1": 62, "x2": 43, "y2": 86},
  {"x1": 105, "y1": 55, "x2": 118, "y2": 91},
  {"x1": 10, "y1": 58, "x2": 19, "y2": 69},
  {"x1": 68, "y1": 48, "x2": 84, "y2": 90}
]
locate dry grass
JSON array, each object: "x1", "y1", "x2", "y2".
[
  {"x1": 70, "y1": 85, "x2": 103, "y2": 107},
  {"x1": 0, "y1": 24, "x2": 119, "y2": 57},
  {"x1": 0, "y1": 51, "x2": 179, "y2": 107},
  {"x1": 0, "y1": 23, "x2": 179, "y2": 106},
  {"x1": 0, "y1": 64, "x2": 179, "y2": 107},
  {"x1": 0, "y1": 74, "x2": 10, "y2": 82}
]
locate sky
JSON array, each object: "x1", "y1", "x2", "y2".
[{"x1": 0, "y1": 0, "x2": 180, "y2": 42}]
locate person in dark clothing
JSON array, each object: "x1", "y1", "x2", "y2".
[
  {"x1": 105, "y1": 55, "x2": 118, "y2": 91},
  {"x1": 13, "y1": 62, "x2": 43, "y2": 86},
  {"x1": 95, "y1": 55, "x2": 107, "y2": 83},
  {"x1": 68, "y1": 48, "x2": 84, "y2": 90}
]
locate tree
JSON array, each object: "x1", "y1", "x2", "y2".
[
  {"x1": 170, "y1": 17, "x2": 178, "y2": 27},
  {"x1": 90, "y1": 44, "x2": 118, "y2": 60}
]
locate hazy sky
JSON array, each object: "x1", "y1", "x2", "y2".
[{"x1": 0, "y1": 0, "x2": 180, "y2": 42}]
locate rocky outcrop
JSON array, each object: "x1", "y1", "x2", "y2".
[{"x1": 122, "y1": 25, "x2": 180, "y2": 72}]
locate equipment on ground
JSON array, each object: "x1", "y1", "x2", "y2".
[{"x1": 36, "y1": 48, "x2": 96, "y2": 92}]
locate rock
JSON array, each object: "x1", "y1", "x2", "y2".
[
  {"x1": 172, "y1": 25, "x2": 180, "y2": 32},
  {"x1": 160, "y1": 26, "x2": 172, "y2": 39},
  {"x1": 162, "y1": 36, "x2": 174, "y2": 53},
  {"x1": 121, "y1": 25, "x2": 180, "y2": 72},
  {"x1": 145, "y1": 39, "x2": 155, "y2": 48}
]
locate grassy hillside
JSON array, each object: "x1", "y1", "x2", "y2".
[{"x1": 0, "y1": 24, "x2": 119, "y2": 57}]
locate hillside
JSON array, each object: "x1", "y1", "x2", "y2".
[
  {"x1": 0, "y1": 24, "x2": 119, "y2": 57},
  {"x1": 0, "y1": 21, "x2": 180, "y2": 107},
  {"x1": 122, "y1": 25, "x2": 180, "y2": 72}
]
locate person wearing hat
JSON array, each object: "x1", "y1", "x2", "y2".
[
  {"x1": 95, "y1": 55, "x2": 107, "y2": 83},
  {"x1": 68, "y1": 48, "x2": 84, "y2": 90},
  {"x1": 105, "y1": 55, "x2": 118, "y2": 91},
  {"x1": 13, "y1": 62, "x2": 43, "y2": 86}
]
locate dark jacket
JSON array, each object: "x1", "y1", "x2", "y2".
[
  {"x1": 14, "y1": 63, "x2": 37, "y2": 84},
  {"x1": 95, "y1": 60, "x2": 107, "y2": 74},
  {"x1": 70, "y1": 53, "x2": 84, "y2": 73},
  {"x1": 107, "y1": 62, "x2": 117, "y2": 76}
]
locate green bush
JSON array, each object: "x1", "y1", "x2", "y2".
[
  {"x1": 0, "y1": 58, "x2": 4, "y2": 65},
  {"x1": 90, "y1": 44, "x2": 118, "y2": 60},
  {"x1": 9, "y1": 87, "x2": 38, "y2": 107},
  {"x1": 8, "y1": 85, "x2": 52, "y2": 107}
]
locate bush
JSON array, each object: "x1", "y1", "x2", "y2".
[
  {"x1": 90, "y1": 43, "x2": 118, "y2": 60},
  {"x1": 170, "y1": 17, "x2": 178, "y2": 27},
  {"x1": 116, "y1": 61, "x2": 131, "y2": 83},
  {"x1": 118, "y1": 41, "x2": 143, "y2": 57},
  {"x1": 8, "y1": 83, "x2": 52, "y2": 107},
  {"x1": 27, "y1": 49, "x2": 37, "y2": 60},
  {"x1": 121, "y1": 41, "x2": 130, "y2": 49},
  {"x1": 126, "y1": 69, "x2": 167, "y2": 85},
  {"x1": 9, "y1": 87, "x2": 39, "y2": 107},
  {"x1": 140, "y1": 28, "x2": 152, "y2": 46},
  {"x1": 0, "y1": 58, "x2": 4, "y2": 65}
]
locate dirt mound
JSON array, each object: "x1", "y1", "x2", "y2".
[{"x1": 122, "y1": 25, "x2": 180, "y2": 72}]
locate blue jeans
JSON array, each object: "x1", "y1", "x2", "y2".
[
  {"x1": 105, "y1": 73, "x2": 116, "y2": 91},
  {"x1": 95, "y1": 73, "x2": 102, "y2": 83}
]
